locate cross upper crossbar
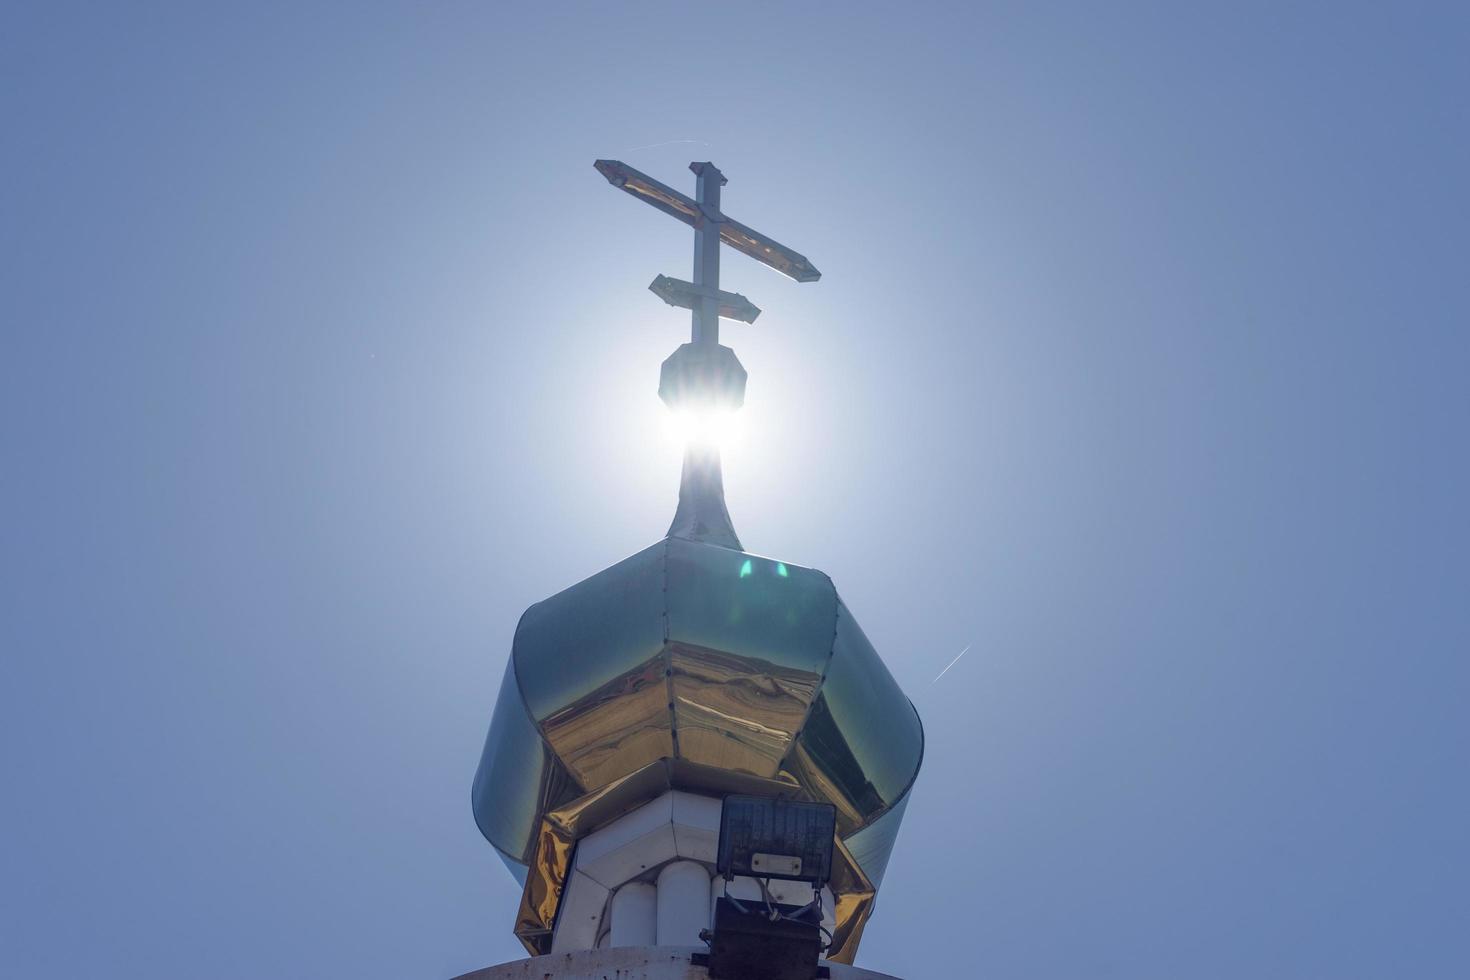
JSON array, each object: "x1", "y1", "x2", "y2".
[
  {"x1": 594, "y1": 160, "x2": 821, "y2": 284},
  {"x1": 595, "y1": 159, "x2": 819, "y2": 349}
]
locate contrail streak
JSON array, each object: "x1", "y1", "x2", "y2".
[{"x1": 932, "y1": 643, "x2": 972, "y2": 683}]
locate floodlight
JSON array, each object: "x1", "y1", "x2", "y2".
[{"x1": 716, "y1": 795, "x2": 837, "y2": 888}]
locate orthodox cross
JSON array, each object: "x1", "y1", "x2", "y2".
[
  {"x1": 593, "y1": 159, "x2": 821, "y2": 549},
  {"x1": 593, "y1": 160, "x2": 820, "y2": 350}
]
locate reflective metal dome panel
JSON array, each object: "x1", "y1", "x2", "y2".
[{"x1": 471, "y1": 535, "x2": 922, "y2": 961}]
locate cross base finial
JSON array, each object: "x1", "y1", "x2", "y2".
[
  {"x1": 658, "y1": 343, "x2": 747, "y2": 415},
  {"x1": 668, "y1": 442, "x2": 742, "y2": 550}
]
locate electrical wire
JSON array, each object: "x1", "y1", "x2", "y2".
[{"x1": 757, "y1": 877, "x2": 779, "y2": 921}]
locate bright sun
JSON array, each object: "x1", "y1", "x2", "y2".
[{"x1": 661, "y1": 408, "x2": 744, "y2": 450}]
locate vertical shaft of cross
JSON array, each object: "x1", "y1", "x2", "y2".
[
  {"x1": 671, "y1": 162, "x2": 740, "y2": 551},
  {"x1": 690, "y1": 162, "x2": 726, "y2": 347}
]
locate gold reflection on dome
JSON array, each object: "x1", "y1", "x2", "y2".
[
  {"x1": 539, "y1": 658, "x2": 672, "y2": 792},
  {"x1": 514, "y1": 819, "x2": 574, "y2": 950},
  {"x1": 669, "y1": 642, "x2": 821, "y2": 778},
  {"x1": 779, "y1": 738, "x2": 869, "y2": 834}
]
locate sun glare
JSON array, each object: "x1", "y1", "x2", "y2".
[{"x1": 662, "y1": 408, "x2": 743, "y2": 449}]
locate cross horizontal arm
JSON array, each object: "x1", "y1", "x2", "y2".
[
  {"x1": 719, "y1": 217, "x2": 820, "y2": 283},
  {"x1": 594, "y1": 159, "x2": 821, "y2": 283},
  {"x1": 595, "y1": 159, "x2": 702, "y2": 228}
]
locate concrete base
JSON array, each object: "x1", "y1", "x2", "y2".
[{"x1": 453, "y1": 945, "x2": 901, "y2": 980}]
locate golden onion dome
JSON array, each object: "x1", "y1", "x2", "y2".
[{"x1": 472, "y1": 451, "x2": 923, "y2": 963}]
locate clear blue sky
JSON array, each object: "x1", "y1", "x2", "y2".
[{"x1": 3, "y1": 2, "x2": 1467, "y2": 977}]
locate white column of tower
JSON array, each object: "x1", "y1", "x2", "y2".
[
  {"x1": 608, "y1": 882, "x2": 656, "y2": 947},
  {"x1": 656, "y1": 861, "x2": 712, "y2": 945}
]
